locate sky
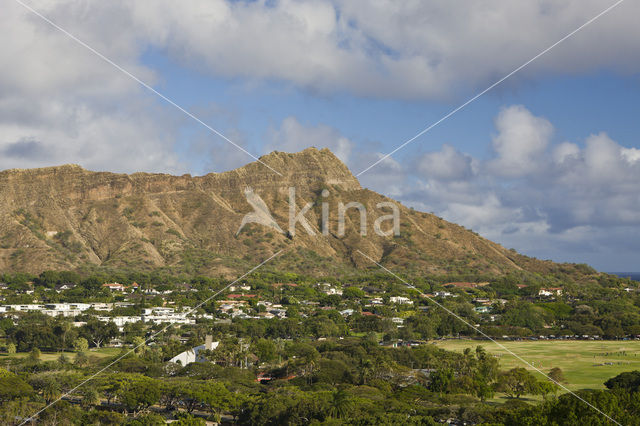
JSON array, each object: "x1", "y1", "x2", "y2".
[{"x1": 2, "y1": 0, "x2": 640, "y2": 271}]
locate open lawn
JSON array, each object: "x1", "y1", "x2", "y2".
[
  {"x1": 433, "y1": 339, "x2": 640, "y2": 391},
  {"x1": 0, "y1": 347, "x2": 122, "y2": 362}
]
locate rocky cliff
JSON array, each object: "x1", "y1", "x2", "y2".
[{"x1": 0, "y1": 148, "x2": 581, "y2": 276}]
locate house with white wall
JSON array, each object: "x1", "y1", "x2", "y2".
[{"x1": 169, "y1": 335, "x2": 219, "y2": 366}]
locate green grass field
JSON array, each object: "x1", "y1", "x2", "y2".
[
  {"x1": 433, "y1": 339, "x2": 640, "y2": 391},
  {"x1": 0, "y1": 347, "x2": 121, "y2": 363}
]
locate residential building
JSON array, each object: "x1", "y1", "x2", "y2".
[
  {"x1": 539, "y1": 287, "x2": 563, "y2": 297},
  {"x1": 389, "y1": 296, "x2": 413, "y2": 305},
  {"x1": 102, "y1": 282, "x2": 126, "y2": 292},
  {"x1": 169, "y1": 335, "x2": 219, "y2": 366}
]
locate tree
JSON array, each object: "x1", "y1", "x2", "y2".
[
  {"x1": 200, "y1": 382, "x2": 232, "y2": 419},
  {"x1": 29, "y1": 347, "x2": 41, "y2": 362},
  {"x1": 80, "y1": 410, "x2": 126, "y2": 425},
  {"x1": 124, "y1": 412, "x2": 166, "y2": 425},
  {"x1": 253, "y1": 338, "x2": 277, "y2": 363},
  {"x1": 501, "y1": 302, "x2": 549, "y2": 331},
  {"x1": 495, "y1": 368, "x2": 538, "y2": 398},
  {"x1": 117, "y1": 376, "x2": 161, "y2": 414},
  {"x1": 9, "y1": 313, "x2": 61, "y2": 351},
  {"x1": 75, "y1": 351, "x2": 89, "y2": 367},
  {"x1": 172, "y1": 413, "x2": 206, "y2": 426},
  {"x1": 329, "y1": 389, "x2": 354, "y2": 419},
  {"x1": 159, "y1": 381, "x2": 184, "y2": 412},
  {"x1": 6, "y1": 343, "x2": 16, "y2": 355},
  {"x1": 80, "y1": 387, "x2": 99, "y2": 409},
  {"x1": 429, "y1": 368, "x2": 454, "y2": 394},
  {"x1": 597, "y1": 316, "x2": 625, "y2": 339},
  {"x1": 73, "y1": 337, "x2": 89, "y2": 353},
  {"x1": 316, "y1": 359, "x2": 351, "y2": 385},
  {"x1": 541, "y1": 390, "x2": 625, "y2": 425},
  {"x1": 604, "y1": 370, "x2": 640, "y2": 393},
  {"x1": 178, "y1": 382, "x2": 231, "y2": 416},
  {"x1": 473, "y1": 379, "x2": 495, "y2": 402},
  {"x1": 287, "y1": 342, "x2": 319, "y2": 384},
  {"x1": 132, "y1": 336, "x2": 148, "y2": 356},
  {"x1": 35, "y1": 270, "x2": 61, "y2": 288},
  {"x1": 475, "y1": 345, "x2": 499, "y2": 382},
  {"x1": 42, "y1": 380, "x2": 61, "y2": 404},
  {"x1": 548, "y1": 367, "x2": 568, "y2": 384},
  {"x1": 343, "y1": 287, "x2": 366, "y2": 299},
  {"x1": 53, "y1": 320, "x2": 74, "y2": 352},
  {"x1": 58, "y1": 353, "x2": 70, "y2": 365},
  {"x1": 0, "y1": 369, "x2": 34, "y2": 403},
  {"x1": 79, "y1": 319, "x2": 118, "y2": 348},
  {"x1": 472, "y1": 345, "x2": 499, "y2": 401},
  {"x1": 0, "y1": 398, "x2": 42, "y2": 426},
  {"x1": 536, "y1": 380, "x2": 559, "y2": 399}
]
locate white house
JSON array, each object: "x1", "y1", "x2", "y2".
[
  {"x1": 142, "y1": 307, "x2": 175, "y2": 316},
  {"x1": 539, "y1": 287, "x2": 563, "y2": 297},
  {"x1": 102, "y1": 283, "x2": 126, "y2": 292},
  {"x1": 90, "y1": 303, "x2": 113, "y2": 311},
  {"x1": 389, "y1": 296, "x2": 413, "y2": 305},
  {"x1": 169, "y1": 335, "x2": 219, "y2": 366},
  {"x1": 144, "y1": 313, "x2": 194, "y2": 325},
  {"x1": 100, "y1": 316, "x2": 139, "y2": 328},
  {"x1": 318, "y1": 283, "x2": 343, "y2": 296}
]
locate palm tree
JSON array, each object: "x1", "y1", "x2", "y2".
[
  {"x1": 42, "y1": 381, "x2": 61, "y2": 404},
  {"x1": 80, "y1": 387, "x2": 99, "y2": 409},
  {"x1": 329, "y1": 389, "x2": 353, "y2": 419},
  {"x1": 359, "y1": 359, "x2": 374, "y2": 385}
]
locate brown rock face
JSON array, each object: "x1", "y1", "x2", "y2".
[{"x1": 0, "y1": 147, "x2": 581, "y2": 276}]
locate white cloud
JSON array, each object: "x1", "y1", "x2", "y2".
[
  {"x1": 415, "y1": 144, "x2": 474, "y2": 181},
  {"x1": 129, "y1": 0, "x2": 640, "y2": 99},
  {"x1": 441, "y1": 193, "x2": 523, "y2": 231},
  {"x1": 553, "y1": 142, "x2": 580, "y2": 164},
  {"x1": 267, "y1": 116, "x2": 352, "y2": 164},
  {"x1": 621, "y1": 147, "x2": 640, "y2": 163},
  {"x1": 487, "y1": 105, "x2": 553, "y2": 177},
  {"x1": 355, "y1": 152, "x2": 406, "y2": 197},
  {"x1": 0, "y1": 1, "x2": 184, "y2": 173},
  {"x1": 367, "y1": 105, "x2": 640, "y2": 270},
  {"x1": 6, "y1": 1, "x2": 611, "y2": 102}
]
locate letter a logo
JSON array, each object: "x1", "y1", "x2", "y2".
[{"x1": 236, "y1": 187, "x2": 283, "y2": 236}]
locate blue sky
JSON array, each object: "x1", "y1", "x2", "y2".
[
  {"x1": 2, "y1": 0, "x2": 640, "y2": 271},
  {"x1": 148, "y1": 50, "x2": 640, "y2": 174}
]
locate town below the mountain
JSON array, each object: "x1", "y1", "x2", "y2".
[{"x1": 3, "y1": 268, "x2": 640, "y2": 424}]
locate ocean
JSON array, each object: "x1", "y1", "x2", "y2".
[{"x1": 610, "y1": 272, "x2": 640, "y2": 281}]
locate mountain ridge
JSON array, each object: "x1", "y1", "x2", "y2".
[{"x1": 0, "y1": 148, "x2": 591, "y2": 278}]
